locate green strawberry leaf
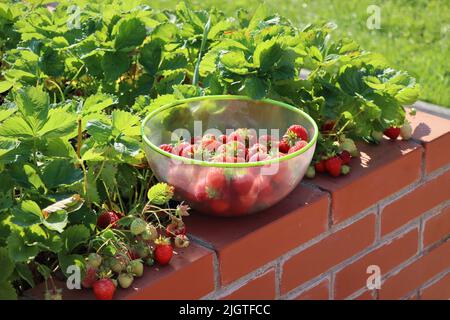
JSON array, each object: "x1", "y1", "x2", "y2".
[
  {"x1": 60, "y1": 225, "x2": 90, "y2": 253},
  {"x1": 11, "y1": 200, "x2": 43, "y2": 227},
  {"x1": 41, "y1": 159, "x2": 83, "y2": 189},
  {"x1": 0, "y1": 281, "x2": 17, "y2": 300},
  {"x1": 7, "y1": 231, "x2": 39, "y2": 262},
  {"x1": 113, "y1": 17, "x2": 147, "y2": 51},
  {"x1": 0, "y1": 247, "x2": 14, "y2": 282}
]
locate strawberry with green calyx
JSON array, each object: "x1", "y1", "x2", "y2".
[
  {"x1": 154, "y1": 236, "x2": 173, "y2": 265},
  {"x1": 278, "y1": 138, "x2": 291, "y2": 153},
  {"x1": 305, "y1": 166, "x2": 316, "y2": 179},
  {"x1": 384, "y1": 127, "x2": 401, "y2": 140},
  {"x1": 92, "y1": 278, "x2": 116, "y2": 300},
  {"x1": 147, "y1": 182, "x2": 174, "y2": 205},
  {"x1": 130, "y1": 218, "x2": 147, "y2": 235},
  {"x1": 286, "y1": 124, "x2": 309, "y2": 141},
  {"x1": 118, "y1": 273, "x2": 134, "y2": 289},
  {"x1": 341, "y1": 165, "x2": 351, "y2": 175},
  {"x1": 129, "y1": 260, "x2": 144, "y2": 277},
  {"x1": 174, "y1": 234, "x2": 190, "y2": 248},
  {"x1": 400, "y1": 122, "x2": 412, "y2": 140},
  {"x1": 87, "y1": 253, "x2": 102, "y2": 269},
  {"x1": 325, "y1": 156, "x2": 342, "y2": 177}
]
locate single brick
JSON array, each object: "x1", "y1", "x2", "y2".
[
  {"x1": 312, "y1": 140, "x2": 422, "y2": 224},
  {"x1": 352, "y1": 290, "x2": 376, "y2": 300},
  {"x1": 334, "y1": 228, "x2": 418, "y2": 299},
  {"x1": 294, "y1": 278, "x2": 329, "y2": 300},
  {"x1": 222, "y1": 269, "x2": 276, "y2": 300},
  {"x1": 423, "y1": 206, "x2": 450, "y2": 247},
  {"x1": 381, "y1": 170, "x2": 450, "y2": 236},
  {"x1": 420, "y1": 273, "x2": 450, "y2": 300},
  {"x1": 186, "y1": 184, "x2": 329, "y2": 285},
  {"x1": 379, "y1": 240, "x2": 450, "y2": 299},
  {"x1": 281, "y1": 214, "x2": 376, "y2": 294},
  {"x1": 408, "y1": 110, "x2": 450, "y2": 174}
]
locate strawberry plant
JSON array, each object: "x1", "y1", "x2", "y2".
[{"x1": 0, "y1": 0, "x2": 420, "y2": 299}]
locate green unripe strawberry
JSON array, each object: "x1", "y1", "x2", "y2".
[
  {"x1": 141, "y1": 224, "x2": 158, "y2": 241},
  {"x1": 130, "y1": 218, "x2": 147, "y2": 235},
  {"x1": 341, "y1": 165, "x2": 351, "y2": 175},
  {"x1": 111, "y1": 257, "x2": 127, "y2": 273},
  {"x1": 129, "y1": 260, "x2": 144, "y2": 277},
  {"x1": 371, "y1": 131, "x2": 383, "y2": 143},
  {"x1": 135, "y1": 243, "x2": 151, "y2": 259},
  {"x1": 87, "y1": 253, "x2": 102, "y2": 269},
  {"x1": 340, "y1": 138, "x2": 358, "y2": 157},
  {"x1": 118, "y1": 273, "x2": 134, "y2": 289},
  {"x1": 400, "y1": 122, "x2": 412, "y2": 140},
  {"x1": 305, "y1": 166, "x2": 315, "y2": 179},
  {"x1": 145, "y1": 257, "x2": 155, "y2": 267}
]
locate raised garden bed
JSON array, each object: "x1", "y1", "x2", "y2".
[{"x1": 0, "y1": 1, "x2": 448, "y2": 300}]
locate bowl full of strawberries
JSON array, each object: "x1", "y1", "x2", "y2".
[{"x1": 141, "y1": 96, "x2": 318, "y2": 217}]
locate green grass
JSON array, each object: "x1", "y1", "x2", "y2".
[{"x1": 156, "y1": 0, "x2": 450, "y2": 107}]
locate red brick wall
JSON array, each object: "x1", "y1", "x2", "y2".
[{"x1": 26, "y1": 110, "x2": 450, "y2": 300}]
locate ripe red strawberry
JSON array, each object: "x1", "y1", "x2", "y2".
[
  {"x1": 278, "y1": 138, "x2": 290, "y2": 153},
  {"x1": 92, "y1": 278, "x2": 116, "y2": 300},
  {"x1": 81, "y1": 267, "x2": 98, "y2": 288},
  {"x1": 314, "y1": 160, "x2": 326, "y2": 173},
  {"x1": 339, "y1": 150, "x2": 352, "y2": 165},
  {"x1": 206, "y1": 168, "x2": 227, "y2": 191},
  {"x1": 230, "y1": 172, "x2": 254, "y2": 194},
  {"x1": 209, "y1": 199, "x2": 230, "y2": 214},
  {"x1": 325, "y1": 156, "x2": 342, "y2": 177},
  {"x1": 159, "y1": 144, "x2": 173, "y2": 153},
  {"x1": 154, "y1": 237, "x2": 173, "y2": 265},
  {"x1": 383, "y1": 127, "x2": 400, "y2": 140},
  {"x1": 286, "y1": 124, "x2": 309, "y2": 141},
  {"x1": 248, "y1": 143, "x2": 267, "y2": 158},
  {"x1": 194, "y1": 179, "x2": 209, "y2": 201},
  {"x1": 259, "y1": 134, "x2": 279, "y2": 151},
  {"x1": 228, "y1": 128, "x2": 257, "y2": 147},
  {"x1": 288, "y1": 140, "x2": 308, "y2": 154},
  {"x1": 180, "y1": 144, "x2": 196, "y2": 158},
  {"x1": 171, "y1": 142, "x2": 191, "y2": 156},
  {"x1": 96, "y1": 211, "x2": 119, "y2": 230}
]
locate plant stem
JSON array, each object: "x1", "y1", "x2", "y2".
[
  {"x1": 76, "y1": 118, "x2": 82, "y2": 159},
  {"x1": 192, "y1": 14, "x2": 211, "y2": 86}
]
